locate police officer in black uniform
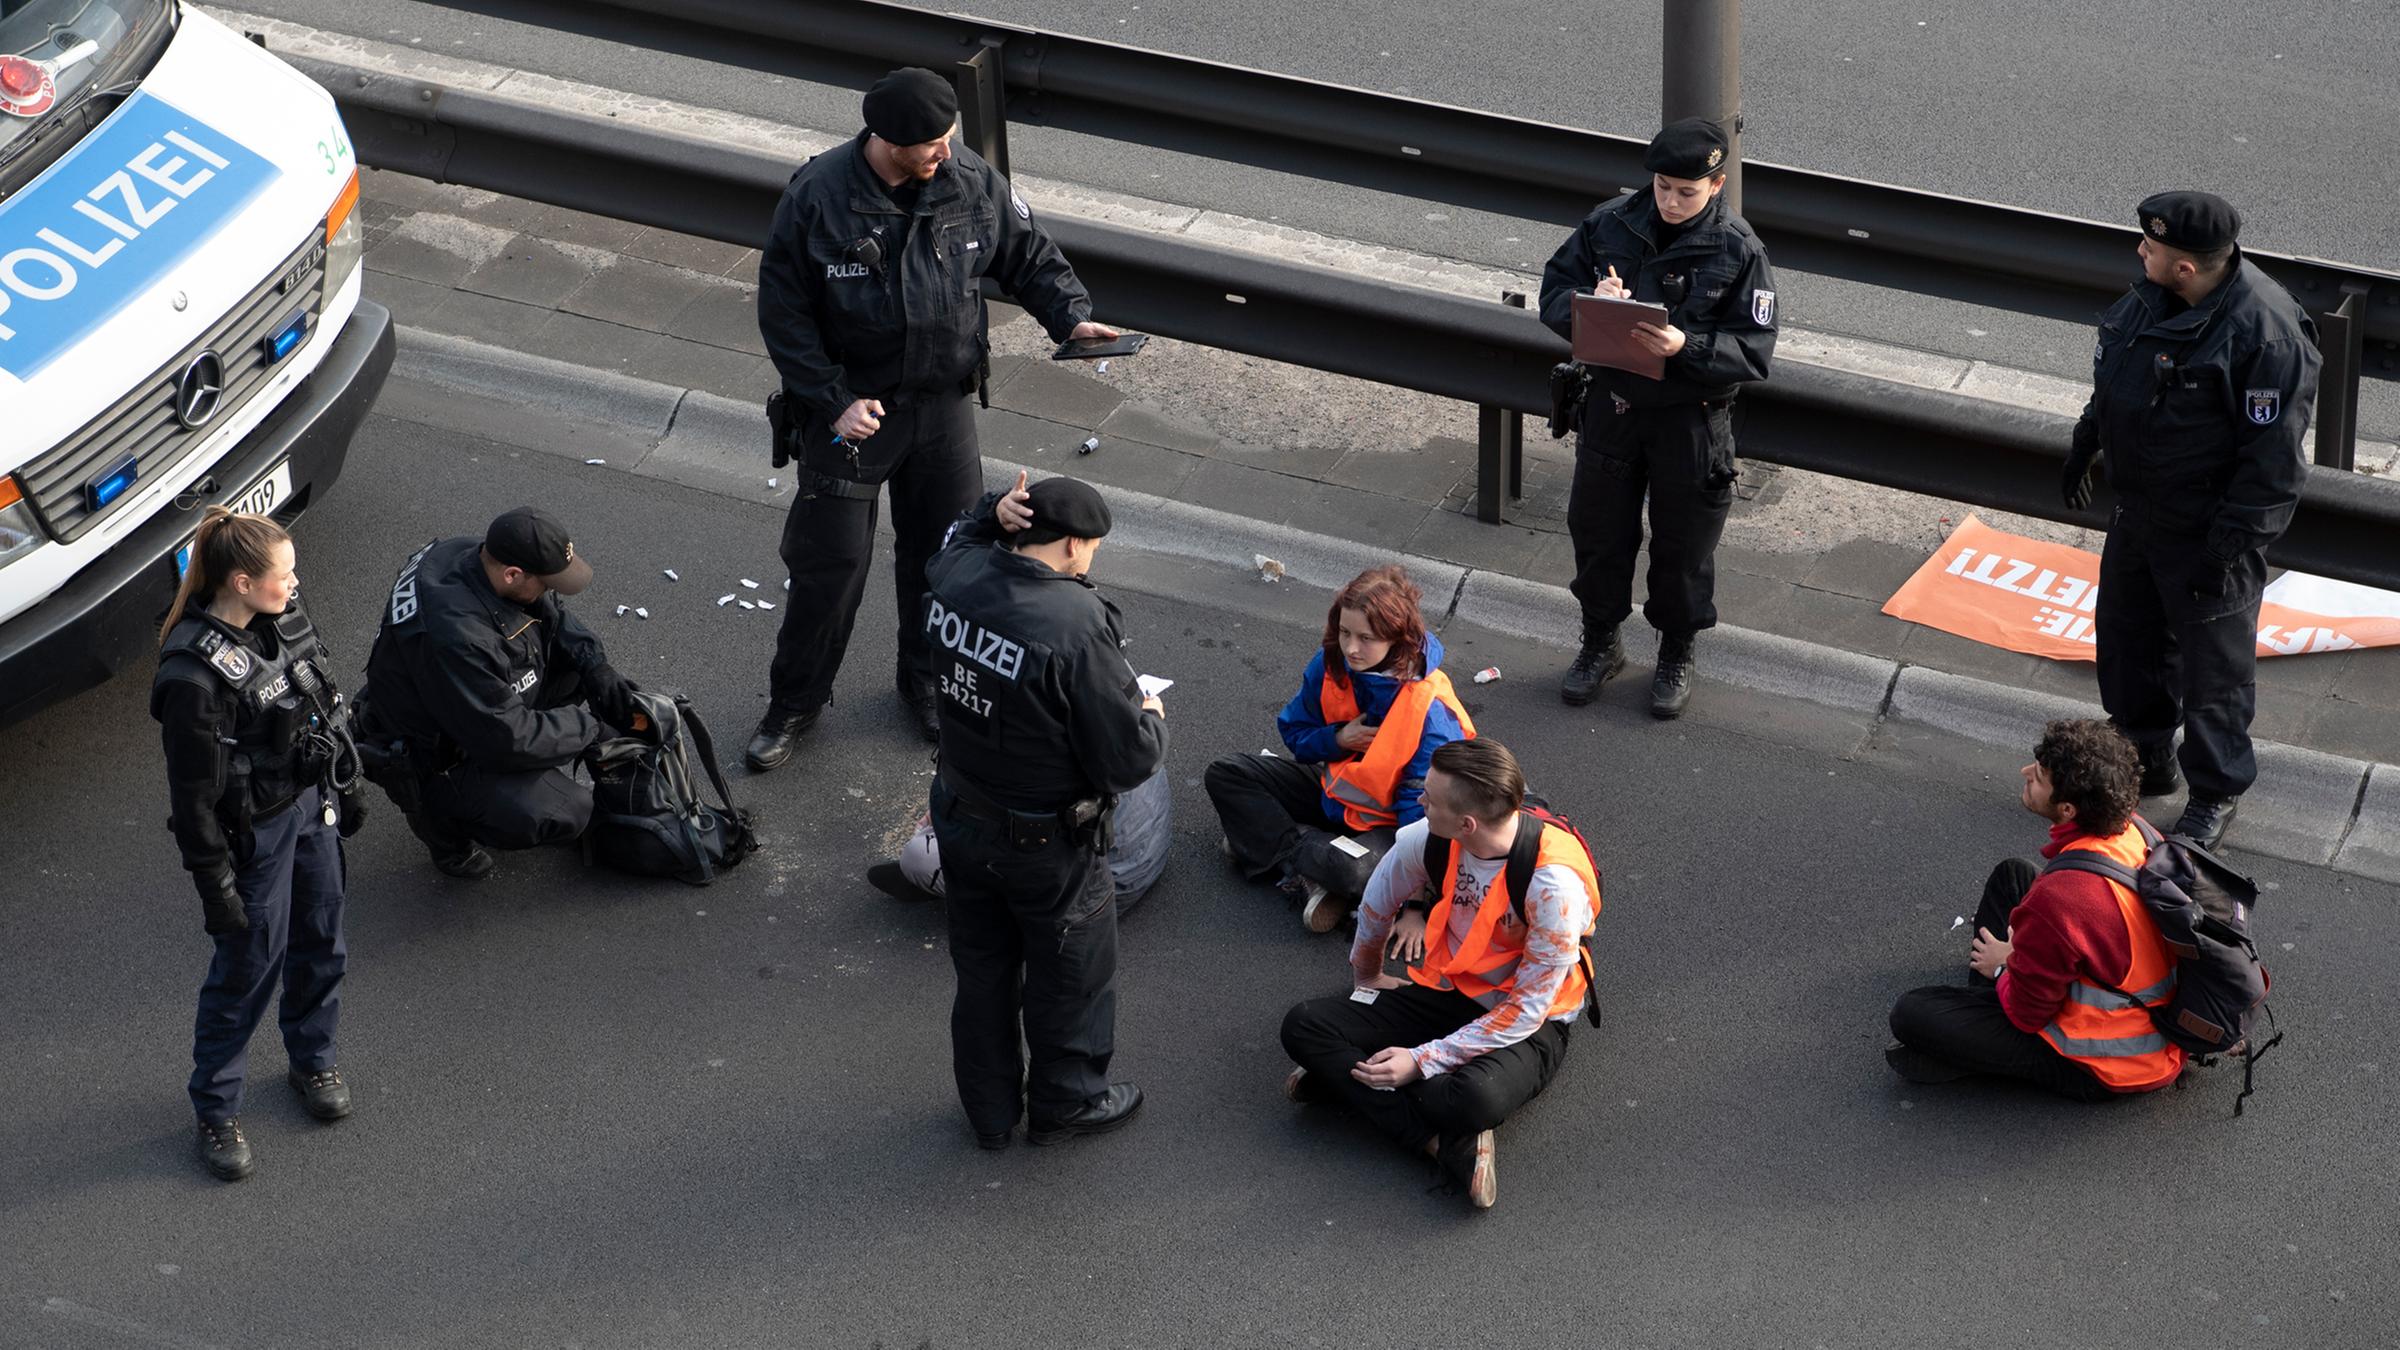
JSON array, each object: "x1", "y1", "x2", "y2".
[
  {"x1": 355, "y1": 507, "x2": 644, "y2": 877},
  {"x1": 748, "y1": 67, "x2": 1120, "y2": 771},
  {"x1": 924, "y1": 473, "x2": 1168, "y2": 1149},
  {"x1": 152, "y1": 507, "x2": 366, "y2": 1181},
  {"x1": 2066, "y1": 191, "x2": 2320, "y2": 849},
  {"x1": 1539, "y1": 117, "x2": 1777, "y2": 719}
]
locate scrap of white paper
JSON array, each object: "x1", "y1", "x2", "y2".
[
  {"x1": 715, "y1": 594, "x2": 736, "y2": 607},
  {"x1": 1136, "y1": 675, "x2": 1173, "y2": 698}
]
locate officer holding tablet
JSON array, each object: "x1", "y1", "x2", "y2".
[{"x1": 751, "y1": 66, "x2": 1122, "y2": 768}]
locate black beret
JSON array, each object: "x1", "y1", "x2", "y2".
[
  {"x1": 1025, "y1": 477, "x2": 1111, "y2": 540},
  {"x1": 1645, "y1": 117, "x2": 1730, "y2": 179},
  {"x1": 485, "y1": 506, "x2": 593, "y2": 595},
  {"x1": 862, "y1": 68, "x2": 958, "y2": 147},
  {"x1": 2138, "y1": 191, "x2": 2240, "y2": 253}
]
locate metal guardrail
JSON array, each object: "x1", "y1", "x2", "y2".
[
  {"x1": 576, "y1": 0, "x2": 2400, "y2": 374},
  {"x1": 292, "y1": 55, "x2": 2400, "y2": 590}
]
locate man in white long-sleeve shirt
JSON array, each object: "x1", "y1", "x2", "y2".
[{"x1": 1278, "y1": 738, "x2": 1599, "y2": 1209}]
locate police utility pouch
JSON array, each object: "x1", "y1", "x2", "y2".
[
  {"x1": 765, "y1": 390, "x2": 793, "y2": 469},
  {"x1": 1547, "y1": 362, "x2": 1588, "y2": 439}
]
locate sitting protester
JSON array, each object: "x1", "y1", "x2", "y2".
[
  {"x1": 1886, "y1": 719, "x2": 2186, "y2": 1100},
  {"x1": 354, "y1": 508, "x2": 647, "y2": 879},
  {"x1": 1205, "y1": 565, "x2": 1473, "y2": 933},
  {"x1": 871, "y1": 765, "x2": 1174, "y2": 913},
  {"x1": 1279, "y1": 739, "x2": 1599, "y2": 1210}
]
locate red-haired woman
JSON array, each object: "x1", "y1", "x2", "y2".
[
  {"x1": 150, "y1": 508, "x2": 365, "y2": 1182},
  {"x1": 1206, "y1": 565, "x2": 1475, "y2": 932}
]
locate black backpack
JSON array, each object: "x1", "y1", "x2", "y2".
[
  {"x1": 2043, "y1": 816, "x2": 2281, "y2": 1113},
  {"x1": 1422, "y1": 798, "x2": 1602, "y2": 1019},
  {"x1": 584, "y1": 691, "x2": 759, "y2": 885}
]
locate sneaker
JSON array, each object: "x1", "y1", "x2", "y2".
[
  {"x1": 1283, "y1": 1066, "x2": 1332, "y2": 1105},
  {"x1": 288, "y1": 1066, "x2": 353, "y2": 1121},
  {"x1": 196, "y1": 1117, "x2": 254, "y2": 1182},
  {"x1": 866, "y1": 861, "x2": 938, "y2": 903},
  {"x1": 1559, "y1": 624, "x2": 1624, "y2": 706},
  {"x1": 1299, "y1": 880, "x2": 1347, "y2": 933},
  {"x1": 1884, "y1": 1044, "x2": 1973, "y2": 1085},
  {"x1": 1436, "y1": 1130, "x2": 1498, "y2": 1209}
]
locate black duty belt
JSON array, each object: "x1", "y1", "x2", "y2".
[{"x1": 936, "y1": 763, "x2": 1105, "y2": 829}]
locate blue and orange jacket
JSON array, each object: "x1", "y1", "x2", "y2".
[{"x1": 1276, "y1": 634, "x2": 1470, "y2": 829}]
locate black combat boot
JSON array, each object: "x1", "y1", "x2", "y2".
[
  {"x1": 1559, "y1": 624, "x2": 1624, "y2": 706},
  {"x1": 898, "y1": 674, "x2": 940, "y2": 744},
  {"x1": 196, "y1": 1117, "x2": 254, "y2": 1182},
  {"x1": 2137, "y1": 750, "x2": 2182, "y2": 799},
  {"x1": 288, "y1": 1066, "x2": 354, "y2": 1121},
  {"x1": 2173, "y1": 794, "x2": 2240, "y2": 850},
  {"x1": 744, "y1": 706, "x2": 823, "y2": 772},
  {"x1": 1650, "y1": 633, "x2": 1696, "y2": 719}
]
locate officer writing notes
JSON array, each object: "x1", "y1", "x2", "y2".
[
  {"x1": 1540, "y1": 117, "x2": 1776, "y2": 719},
  {"x1": 2064, "y1": 191, "x2": 2319, "y2": 849},
  {"x1": 355, "y1": 508, "x2": 645, "y2": 879},
  {"x1": 152, "y1": 508, "x2": 365, "y2": 1181},
  {"x1": 924, "y1": 474, "x2": 1167, "y2": 1150},
  {"x1": 748, "y1": 66, "x2": 1119, "y2": 771}
]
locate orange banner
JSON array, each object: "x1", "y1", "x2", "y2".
[{"x1": 1881, "y1": 515, "x2": 2400, "y2": 662}]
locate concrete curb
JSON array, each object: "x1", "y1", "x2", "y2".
[{"x1": 383, "y1": 325, "x2": 2395, "y2": 878}]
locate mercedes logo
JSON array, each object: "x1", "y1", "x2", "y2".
[{"x1": 175, "y1": 352, "x2": 225, "y2": 430}]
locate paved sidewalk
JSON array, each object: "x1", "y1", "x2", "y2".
[{"x1": 351, "y1": 166, "x2": 2400, "y2": 778}]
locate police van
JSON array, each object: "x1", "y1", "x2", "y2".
[{"x1": 0, "y1": 0, "x2": 392, "y2": 724}]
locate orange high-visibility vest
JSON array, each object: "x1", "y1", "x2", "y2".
[
  {"x1": 1316, "y1": 668, "x2": 1475, "y2": 832},
  {"x1": 1408, "y1": 822, "x2": 1598, "y2": 1019},
  {"x1": 2039, "y1": 823, "x2": 2186, "y2": 1091}
]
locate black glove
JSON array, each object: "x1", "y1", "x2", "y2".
[
  {"x1": 2062, "y1": 449, "x2": 2101, "y2": 510},
  {"x1": 586, "y1": 664, "x2": 639, "y2": 731},
  {"x1": 196, "y1": 868, "x2": 247, "y2": 936},
  {"x1": 338, "y1": 784, "x2": 370, "y2": 839}
]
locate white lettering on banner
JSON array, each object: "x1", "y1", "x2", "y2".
[
  {"x1": 2258, "y1": 625, "x2": 2359, "y2": 656},
  {"x1": 1944, "y1": 547, "x2": 2099, "y2": 609},
  {"x1": 923, "y1": 598, "x2": 1026, "y2": 681},
  {"x1": 2032, "y1": 605, "x2": 2098, "y2": 645}
]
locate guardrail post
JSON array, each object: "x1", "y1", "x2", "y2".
[
  {"x1": 2314, "y1": 289, "x2": 2364, "y2": 471},
  {"x1": 1475, "y1": 292, "x2": 1530, "y2": 524},
  {"x1": 956, "y1": 38, "x2": 1010, "y2": 180},
  {"x1": 1662, "y1": 0, "x2": 1743, "y2": 213}
]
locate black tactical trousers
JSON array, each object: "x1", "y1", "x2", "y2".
[
  {"x1": 1567, "y1": 400, "x2": 1736, "y2": 637},
  {"x1": 1203, "y1": 750, "x2": 1393, "y2": 900},
  {"x1": 191, "y1": 787, "x2": 346, "y2": 1122},
  {"x1": 367, "y1": 668, "x2": 595, "y2": 854},
  {"x1": 932, "y1": 779, "x2": 1119, "y2": 1137},
  {"x1": 2096, "y1": 508, "x2": 2267, "y2": 800},
  {"x1": 768, "y1": 395, "x2": 983, "y2": 715}
]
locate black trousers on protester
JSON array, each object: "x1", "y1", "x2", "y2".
[
  {"x1": 768, "y1": 395, "x2": 984, "y2": 717},
  {"x1": 2097, "y1": 507, "x2": 2266, "y2": 800},
  {"x1": 932, "y1": 780, "x2": 1119, "y2": 1137},
  {"x1": 1568, "y1": 399, "x2": 1737, "y2": 637},
  {"x1": 1203, "y1": 751, "x2": 1393, "y2": 899},
  {"x1": 1887, "y1": 858, "x2": 2116, "y2": 1102},
  {"x1": 1280, "y1": 984, "x2": 1571, "y2": 1151}
]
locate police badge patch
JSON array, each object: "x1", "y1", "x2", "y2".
[
  {"x1": 208, "y1": 641, "x2": 253, "y2": 681},
  {"x1": 2246, "y1": 389, "x2": 2281, "y2": 425},
  {"x1": 1011, "y1": 188, "x2": 1030, "y2": 221},
  {"x1": 1751, "y1": 289, "x2": 1776, "y2": 325}
]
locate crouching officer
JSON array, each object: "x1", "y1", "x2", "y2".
[
  {"x1": 748, "y1": 66, "x2": 1120, "y2": 771},
  {"x1": 152, "y1": 508, "x2": 366, "y2": 1181},
  {"x1": 2065, "y1": 191, "x2": 2320, "y2": 850},
  {"x1": 1539, "y1": 117, "x2": 1776, "y2": 719},
  {"x1": 354, "y1": 507, "x2": 645, "y2": 878},
  {"x1": 925, "y1": 473, "x2": 1168, "y2": 1150}
]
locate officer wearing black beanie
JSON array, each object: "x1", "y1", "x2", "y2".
[
  {"x1": 921, "y1": 473, "x2": 1166, "y2": 1150},
  {"x1": 2065, "y1": 191, "x2": 2322, "y2": 849},
  {"x1": 1538, "y1": 117, "x2": 1777, "y2": 720},
  {"x1": 749, "y1": 68, "x2": 1122, "y2": 771}
]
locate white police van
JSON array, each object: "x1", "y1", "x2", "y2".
[{"x1": 0, "y1": 0, "x2": 392, "y2": 723}]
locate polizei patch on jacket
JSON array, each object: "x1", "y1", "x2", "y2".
[
  {"x1": 2246, "y1": 389, "x2": 2282, "y2": 425},
  {"x1": 1751, "y1": 288, "x2": 1776, "y2": 325},
  {"x1": 926, "y1": 596, "x2": 1026, "y2": 734}
]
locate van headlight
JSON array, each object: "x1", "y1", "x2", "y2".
[
  {"x1": 0, "y1": 477, "x2": 45, "y2": 571},
  {"x1": 324, "y1": 166, "x2": 362, "y2": 294}
]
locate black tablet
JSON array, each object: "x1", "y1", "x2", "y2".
[{"x1": 1052, "y1": 332, "x2": 1149, "y2": 361}]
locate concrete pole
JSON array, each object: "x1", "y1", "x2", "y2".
[{"x1": 1661, "y1": 0, "x2": 1743, "y2": 214}]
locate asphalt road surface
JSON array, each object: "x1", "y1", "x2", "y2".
[
  {"x1": 220, "y1": 0, "x2": 2400, "y2": 437},
  {"x1": 3, "y1": 400, "x2": 2396, "y2": 1347}
]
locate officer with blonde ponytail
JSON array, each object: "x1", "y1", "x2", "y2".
[{"x1": 151, "y1": 508, "x2": 365, "y2": 1182}]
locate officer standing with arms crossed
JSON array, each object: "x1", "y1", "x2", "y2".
[
  {"x1": 923, "y1": 472, "x2": 1167, "y2": 1150},
  {"x1": 152, "y1": 508, "x2": 367, "y2": 1181},
  {"x1": 748, "y1": 67, "x2": 1119, "y2": 770},
  {"x1": 2063, "y1": 191, "x2": 2320, "y2": 849},
  {"x1": 1540, "y1": 117, "x2": 1777, "y2": 719}
]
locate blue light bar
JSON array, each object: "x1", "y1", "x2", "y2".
[
  {"x1": 264, "y1": 310, "x2": 310, "y2": 363},
  {"x1": 86, "y1": 455, "x2": 139, "y2": 512}
]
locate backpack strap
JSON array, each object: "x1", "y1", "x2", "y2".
[
  {"x1": 2042, "y1": 851, "x2": 2141, "y2": 889},
  {"x1": 675, "y1": 695, "x2": 743, "y2": 816},
  {"x1": 1503, "y1": 811, "x2": 1544, "y2": 924}
]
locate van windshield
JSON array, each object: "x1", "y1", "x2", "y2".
[{"x1": 1, "y1": 0, "x2": 175, "y2": 167}]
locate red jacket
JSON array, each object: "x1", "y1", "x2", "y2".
[{"x1": 1997, "y1": 820, "x2": 2142, "y2": 1034}]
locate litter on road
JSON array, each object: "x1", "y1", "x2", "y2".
[
  {"x1": 1473, "y1": 667, "x2": 1502, "y2": 684},
  {"x1": 716, "y1": 594, "x2": 736, "y2": 607},
  {"x1": 663, "y1": 568, "x2": 680, "y2": 582}
]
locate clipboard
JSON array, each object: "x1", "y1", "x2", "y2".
[{"x1": 1571, "y1": 292, "x2": 1671, "y2": 379}]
